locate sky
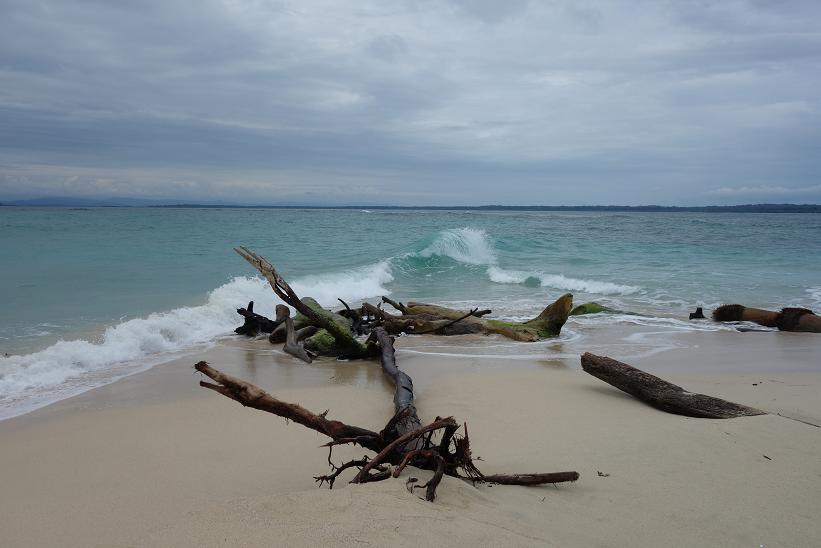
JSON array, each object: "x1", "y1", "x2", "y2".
[{"x1": 1, "y1": 0, "x2": 820, "y2": 206}]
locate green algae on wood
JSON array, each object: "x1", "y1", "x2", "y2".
[{"x1": 397, "y1": 293, "x2": 574, "y2": 341}]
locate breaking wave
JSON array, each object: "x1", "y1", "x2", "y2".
[
  {"x1": 408, "y1": 227, "x2": 639, "y2": 296},
  {"x1": 415, "y1": 227, "x2": 498, "y2": 265},
  {"x1": 0, "y1": 262, "x2": 393, "y2": 421},
  {"x1": 0, "y1": 226, "x2": 643, "y2": 421}
]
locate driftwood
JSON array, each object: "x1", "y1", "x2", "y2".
[
  {"x1": 713, "y1": 304, "x2": 820, "y2": 333},
  {"x1": 234, "y1": 301, "x2": 282, "y2": 336},
  {"x1": 689, "y1": 307, "x2": 705, "y2": 320},
  {"x1": 368, "y1": 327, "x2": 422, "y2": 444},
  {"x1": 282, "y1": 305, "x2": 317, "y2": 363},
  {"x1": 234, "y1": 247, "x2": 373, "y2": 357},
  {"x1": 233, "y1": 247, "x2": 572, "y2": 356},
  {"x1": 195, "y1": 333, "x2": 579, "y2": 502},
  {"x1": 580, "y1": 353, "x2": 765, "y2": 418},
  {"x1": 371, "y1": 294, "x2": 573, "y2": 341},
  {"x1": 214, "y1": 247, "x2": 581, "y2": 499}
]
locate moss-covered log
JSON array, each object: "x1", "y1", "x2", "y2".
[{"x1": 382, "y1": 293, "x2": 573, "y2": 341}]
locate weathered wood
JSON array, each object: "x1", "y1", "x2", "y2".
[
  {"x1": 580, "y1": 353, "x2": 765, "y2": 418},
  {"x1": 712, "y1": 304, "x2": 780, "y2": 327},
  {"x1": 196, "y1": 359, "x2": 580, "y2": 502},
  {"x1": 234, "y1": 301, "x2": 282, "y2": 335},
  {"x1": 194, "y1": 361, "x2": 384, "y2": 451},
  {"x1": 689, "y1": 307, "x2": 705, "y2": 320},
  {"x1": 369, "y1": 327, "x2": 422, "y2": 447},
  {"x1": 283, "y1": 310, "x2": 316, "y2": 364},
  {"x1": 481, "y1": 472, "x2": 580, "y2": 485},
  {"x1": 713, "y1": 304, "x2": 820, "y2": 333},
  {"x1": 234, "y1": 247, "x2": 371, "y2": 356},
  {"x1": 367, "y1": 293, "x2": 573, "y2": 340},
  {"x1": 778, "y1": 307, "x2": 821, "y2": 332}
]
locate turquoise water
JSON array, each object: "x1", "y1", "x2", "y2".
[{"x1": 1, "y1": 207, "x2": 820, "y2": 418}]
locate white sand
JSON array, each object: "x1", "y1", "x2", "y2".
[{"x1": 1, "y1": 333, "x2": 820, "y2": 547}]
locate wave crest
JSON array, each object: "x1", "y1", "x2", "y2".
[{"x1": 416, "y1": 228, "x2": 498, "y2": 265}]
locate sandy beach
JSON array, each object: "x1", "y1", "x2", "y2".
[{"x1": 1, "y1": 328, "x2": 820, "y2": 547}]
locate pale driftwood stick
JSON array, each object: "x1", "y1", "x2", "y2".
[
  {"x1": 580, "y1": 353, "x2": 765, "y2": 419},
  {"x1": 283, "y1": 314, "x2": 316, "y2": 363},
  {"x1": 381, "y1": 296, "x2": 407, "y2": 314},
  {"x1": 194, "y1": 361, "x2": 384, "y2": 451}
]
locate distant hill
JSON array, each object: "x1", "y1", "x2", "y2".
[
  {"x1": 0, "y1": 196, "x2": 231, "y2": 207},
  {"x1": 1, "y1": 198, "x2": 819, "y2": 213},
  {"x1": 150, "y1": 203, "x2": 821, "y2": 213}
]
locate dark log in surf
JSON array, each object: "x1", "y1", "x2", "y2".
[
  {"x1": 234, "y1": 301, "x2": 282, "y2": 335},
  {"x1": 713, "y1": 304, "x2": 820, "y2": 333}
]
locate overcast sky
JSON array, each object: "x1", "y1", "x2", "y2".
[{"x1": 1, "y1": 0, "x2": 820, "y2": 205}]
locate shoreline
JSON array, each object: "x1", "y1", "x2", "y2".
[{"x1": 1, "y1": 330, "x2": 820, "y2": 546}]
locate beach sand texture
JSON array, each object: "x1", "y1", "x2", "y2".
[{"x1": 1, "y1": 333, "x2": 820, "y2": 547}]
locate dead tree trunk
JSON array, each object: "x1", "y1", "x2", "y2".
[
  {"x1": 580, "y1": 353, "x2": 765, "y2": 418},
  {"x1": 369, "y1": 327, "x2": 423, "y2": 449}
]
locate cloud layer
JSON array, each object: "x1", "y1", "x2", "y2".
[{"x1": 1, "y1": 0, "x2": 820, "y2": 204}]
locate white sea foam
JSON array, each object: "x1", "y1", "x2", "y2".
[
  {"x1": 291, "y1": 260, "x2": 393, "y2": 306},
  {"x1": 413, "y1": 228, "x2": 639, "y2": 296},
  {"x1": 417, "y1": 227, "x2": 498, "y2": 265},
  {"x1": 487, "y1": 266, "x2": 639, "y2": 295},
  {"x1": 0, "y1": 262, "x2": 394, "y2": 421},
  {"x1": 807, "y1": 287, "x2": 821, "y2": 309}
]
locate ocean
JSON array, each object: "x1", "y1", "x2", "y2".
[{"x1": 1, "y1": 207, "x2": 820, "y2": 419}]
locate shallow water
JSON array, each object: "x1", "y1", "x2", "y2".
[{"x1": 1, "y1": 207, "x2": 819, "y2": 418}]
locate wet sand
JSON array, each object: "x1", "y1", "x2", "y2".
[{"x1": 1, "y1": 329, "x2": 820, "y2": 547}]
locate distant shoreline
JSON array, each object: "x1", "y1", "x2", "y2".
[{"x1": 2, "y1": 201, "x2": 820, "y2": 213}]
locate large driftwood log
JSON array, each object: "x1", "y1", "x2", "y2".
[
  {"x1": 371, "y1": 293, "x2": 573, "y2": 341},
  {"x1": 369, "y1": 327, "x2": 422, "y2": 448},
  {"x1": 713, "y1": 304, "x2": 820, "y2": 333},
  {"x1": 580, "y1": 353, "x2": 765, "y2": 418}
]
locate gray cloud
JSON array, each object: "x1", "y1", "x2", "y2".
[{"x1": 1, "y1": 0, "x2": 820, "y2": 205}]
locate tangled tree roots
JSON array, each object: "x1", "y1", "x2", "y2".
[{"x1": 195, "y1": 331, "x2": 579, "y2": 502}]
